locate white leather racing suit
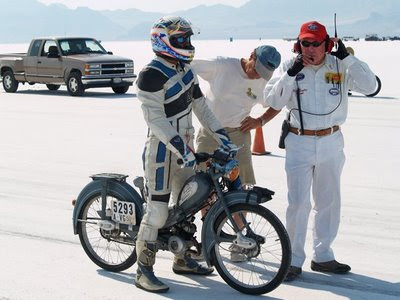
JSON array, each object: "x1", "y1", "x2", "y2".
[
  {"x1": 136, "y1": 56, "x2": 228, "y2": 242},
  {"x1": 264, "y1": 53, "x2": 376, "y2": 267}
]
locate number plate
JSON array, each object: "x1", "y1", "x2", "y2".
[
  {"x1": 112, "y1": 200, "x2": 136, "y2": 225},
  {"x1": 113, "y1": 78, "x2": 122, "y2": 83}
]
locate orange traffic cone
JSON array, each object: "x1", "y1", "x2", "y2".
[{"x1": 252, "y1": 127, "x2": 271, "y2": 155}]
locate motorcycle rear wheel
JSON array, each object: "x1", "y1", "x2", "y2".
[
  {"x1": 366, "y1": 75, "x2": 381, "y2": 97},
  {"x1": 211, "y1": 203, "x2": 291, "y2": 295},
  {"x1": 77, "y1": 193, "x2": 137, "y2": 272}
]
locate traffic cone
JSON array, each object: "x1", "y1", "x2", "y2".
[{"x1": 252, "y1": 127, "x2": 271, "y2": 155}]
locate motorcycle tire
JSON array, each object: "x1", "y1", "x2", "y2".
[
  {"x1": 77, "y1": 192, "x2": 137, "y2": 272},
  {"x1": 366, "y1": 75, "x2": 382, "y2": 97},
  {"x1": 210, "y1": 203, "x2": 291, "y2": 295}
]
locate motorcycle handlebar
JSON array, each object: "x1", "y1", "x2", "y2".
[
  {"x1": 177, "y1": 148, "x2": 235, "y2": 165},
  {"x1": 176, "y1": 152, "x2": 210, "y2": 166}
]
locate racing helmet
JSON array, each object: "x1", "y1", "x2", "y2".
[{"x1": 150, "y1": 16, "x2": 195, "y2": 63}]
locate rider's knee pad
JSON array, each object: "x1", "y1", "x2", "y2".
[{"x1": 142, "y1": 200, "x2": 169, "y2": 229}]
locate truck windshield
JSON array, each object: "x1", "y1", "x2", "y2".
[{"x1": 58, "y1": 38, "x2": 107, "y2": 56}]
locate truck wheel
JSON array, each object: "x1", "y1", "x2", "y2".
[
  {"x1": 67, "y1": 72, "x2": 84, "y2": 96},
  {"x1": 112, "y1": 86, "x2": 129, "y2": 94},
  {"x1": 46, "y1": 84, "x2": 60, "y2": 91},
  {"x1": 2, "y1": 71, "x2": 19, "y2": 93}
]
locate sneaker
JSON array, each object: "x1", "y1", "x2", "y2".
[
  {"x1": 172, "y1": 256, "x2": 214, "y2": 275},
  {"x1": 284, "y1": 266, "x2": 302, "y2": 282},
  {"x1": 229, "y1": 244, "x2": 246, "y2": 262},
  {"x1": 311, "y1": 260, "x2": 351, "y2": 274},
  {"x1": 135, "y1": 263, "x2": 169, "y2": 293}
]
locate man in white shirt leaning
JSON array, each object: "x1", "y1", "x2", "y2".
[{"x1": 192, "y1": 45, "x2": 281, "y2": 187}]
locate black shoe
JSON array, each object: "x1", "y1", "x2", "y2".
[
  {"x1": 311, "y1": 260, "x2": 351, "y2": 274},
  {"x1": 284, "y1": 266, "x2": 302, "y2": 282}
]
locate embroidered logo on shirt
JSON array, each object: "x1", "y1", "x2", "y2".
[
  {"x1": 246, "y1": 88, "x2": 257, "y2": 99},
  {"x1": 329, "y1": 87, "x2": 340, "y2": 95},
  {"x1": 325, "y1": 72, "x2": 343, "y2": 84},
  {"x1": 296, "y1": 73, "x2": 305, "y2": 81}
]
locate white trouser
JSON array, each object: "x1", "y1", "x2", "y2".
[
  {"x1": 285, "y1": 130, "x2": 345, "y2": 267},
  {"x1": 137, "y1": 135, "x2": 195, "y2": 244}
]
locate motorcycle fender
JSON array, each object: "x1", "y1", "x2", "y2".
[
  {"x1": 72, "y1": 180, "x2": 144, "y2": 235},
  {"x1": 200, "y1": 190, "x2": 269, "y2": 267}
]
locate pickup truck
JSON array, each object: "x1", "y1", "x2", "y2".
[{"x1": 0, "y1": 37, "x2": 136, "y2": 96}]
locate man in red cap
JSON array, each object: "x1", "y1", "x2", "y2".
[{"x1": 262, "y1": 21, "x2": 376, "y2": 281}]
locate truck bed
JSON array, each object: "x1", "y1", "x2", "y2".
[{"x1": 0, "y1": 53, "x2": 26, "y2": 59}]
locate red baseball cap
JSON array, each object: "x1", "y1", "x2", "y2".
[{"x1": 298, "y1": 21, "x2": 327, "y2": 42}]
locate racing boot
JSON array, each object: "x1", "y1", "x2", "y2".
[
  {"x1": 172, "y1": 254, "x2": 214, "y2": 275},
  {"x1": 135, "y1": 241, "x2": 169, "y2": 293}
]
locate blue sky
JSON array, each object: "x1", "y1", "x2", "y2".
[{"x1": 38, "y1": 0, "x2": 250, "y2": 12}]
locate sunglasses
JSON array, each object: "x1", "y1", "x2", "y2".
[{"x1": 301, "y1": 40, "x2": 324, "y2": 47}]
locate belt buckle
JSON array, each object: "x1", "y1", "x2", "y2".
[
  {"x1": 296, "y1": 128, "x2": 302, "y2": 135},
  {"x1": 330, "y1": 126, "x2": 334, "y2": 134}
]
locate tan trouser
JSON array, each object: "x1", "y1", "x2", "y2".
[{"x1": 195, "y1": 126, "x2": 256, "y2": 185}]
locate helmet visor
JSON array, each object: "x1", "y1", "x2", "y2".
[{"x1": 170, "y1": 34, "x2": 194, "y2": 50}]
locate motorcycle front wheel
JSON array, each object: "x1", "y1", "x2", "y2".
[
  {"x1": 77, "y1": 193, "x2": 137, "y2": 272},
  {"x1": 211, "y1": 203, "x2": 291, "y2": 295}
]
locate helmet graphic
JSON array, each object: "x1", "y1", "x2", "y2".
[{"x1": 151, "y1": 16, "x2": 195, "y2": 63}]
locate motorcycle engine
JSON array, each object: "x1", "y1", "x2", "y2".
[{"x1": 168, "y1": 236, "x2": 187, "y2": 255}]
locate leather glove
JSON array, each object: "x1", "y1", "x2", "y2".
[
  {"x1": 215, "y1": 129, "x2": 239, "y2": 153},
  {"x1": 331, "y1": 39, "x2": 349, "y2": 60},
  {"x1": 287, "y1": 54, "x2": 304, "y2": 77},
  {"x1": 169, "y1": 135, "x2": 196, "y2": 168}
]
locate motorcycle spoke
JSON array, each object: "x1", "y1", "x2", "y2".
[
  {"x1": 213, "y1": 207, "x2": 287, "y2": 290},
  {"x1": 79, "y1": 195, "x2": 135, "y2": 267}
]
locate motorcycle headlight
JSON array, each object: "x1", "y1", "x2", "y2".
[
  {"x1": 225, "y1": 165, "x2": 240, "y2": 182},
  {"x1": 222, "y1": 159, "x2": 240, "y2": 182}
]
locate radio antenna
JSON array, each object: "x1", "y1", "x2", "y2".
[{"x1": 334, "y1": 13, "x2": 337, "y2": 38}]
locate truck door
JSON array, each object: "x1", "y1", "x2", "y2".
[
  {"x1": 24, "y1": 39, "x2": 42, "y2": 82},
  {"x1": 36, "y1": 40, "x2": 64, "y2": 84}
]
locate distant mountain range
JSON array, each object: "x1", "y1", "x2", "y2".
[{"x1": 1, "y1": 0, "x2": 399, "y2": 43}]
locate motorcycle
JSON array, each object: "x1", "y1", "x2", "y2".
[
  {"x1": 72, "y1": 147, "x2": 291, "y2": 295},
  {"x1": 346, "y1": 46, "x2": 381, "y2": 97}
]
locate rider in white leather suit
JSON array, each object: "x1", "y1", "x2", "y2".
[{"x1": 135, "y1": 16, "x2": 237, "y2": 293}]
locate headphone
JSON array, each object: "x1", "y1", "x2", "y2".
[{"x1": 293, "y1": 35, "x2": 334, "y2": 54}]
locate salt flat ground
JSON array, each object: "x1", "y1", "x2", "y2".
[{"x1": 0, "y1": 39, "x2": 399, "y2": 299}]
